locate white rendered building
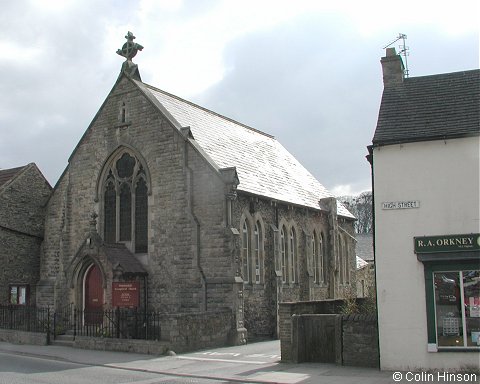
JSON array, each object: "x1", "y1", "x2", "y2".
[{"x1": 369, "y1": 48, "x2": 479, "y2": 370}]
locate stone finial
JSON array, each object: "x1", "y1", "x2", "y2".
[
  {"x1": 117, "y1": 32, "x2": 143, "y2": 81},
  {"x1": 89, "y1": 211, "x2": 98, "y2": 232},
  {"x1": 116, "y1": 31, "x2": 144, "y2": 61}
]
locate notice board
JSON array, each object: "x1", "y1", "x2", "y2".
[{"x1": 112, "y1": 282, "x2": 139, "y2": 308}]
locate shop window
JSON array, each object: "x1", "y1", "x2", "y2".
[
  {"x1": 9, "y1": 285, "x2": 29, "y2": 305},
  {"x1": 433, "y1": 270, "x2": 480, "y2": 349}
]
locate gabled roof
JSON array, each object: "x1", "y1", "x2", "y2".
[
  {"x1": 373, "y1": 69, "x2": 480, "y2": 145},
  {"x1": 105, "y1": 243, "x2": 147, "y2": 275},
  {"x1": 136, "y1": 82, "x2": 353, "y2": 218},
  {"x1": 0, "y1": 165, "x2": 28, "y2": 189}
]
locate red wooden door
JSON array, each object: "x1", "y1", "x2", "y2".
[{"x1": 85, "y1": 264, "x2": 103, "y2": 325}]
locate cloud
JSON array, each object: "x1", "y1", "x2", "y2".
[{"x1": 0, "y1": 0, "x2": 478, "y2": 195}]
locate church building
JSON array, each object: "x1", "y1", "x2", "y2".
[{"x1": 7, "y1": 33, "x2": 356, "y2": 346}]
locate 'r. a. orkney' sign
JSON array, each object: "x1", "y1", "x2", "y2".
[{"x1": 414, "y1": 233, "x2": 480, "y2": 253}]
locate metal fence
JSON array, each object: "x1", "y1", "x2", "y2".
[
  {"x1": 53, "y1": 305, "x2": 161, "y2": 341},
  {"x1": 0, "y1": 305, "x2": 161, "y2": 342},
  {"x1": 0, "y1": 305, "x2": 50, "y2": 333}
]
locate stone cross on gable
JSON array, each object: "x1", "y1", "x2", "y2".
[{"x1": 116, "y1": 31, "x2": 144, "y2": 61}]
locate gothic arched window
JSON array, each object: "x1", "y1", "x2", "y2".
[
  {"x1": 254, "y1": 221, "x2": 264, "y2": 284},
  {"x1": 313, "y1": 231, "x2": 324, "y2": 284},
  {"x1": 321, "y1": 232, "x2": 327, "y2": 284},
  {"x1": 290, "y1": 228, "x2": 297, "y2": 283},
  {"x1": 242, "y1": 221, "x2": 251, "y2": 283},
  {"x1": 102, "y1": 151, "x2": 149, "y2": 253},
  {"x1": 281, "y1": 226, "x2": 288, "y2": 283}
]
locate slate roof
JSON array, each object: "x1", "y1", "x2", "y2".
[
  {"x1": 356, "y1": 233, "x2": 374, "y2": 262},
  {"x1": 373, "y1": 69, "x2": 480, "y2": 145},
  {"x1": 0, "y1": 165, "x2": 27, "y2": 189},
  {"x1": 356, "y1": 256, "x2": 369, "y2": 270},
  {"x1": 105, "y1": 243, "x2": 147, "y2": 275},
  {"x1": 137, "y1": 82, "x2": 353, "y2": 218}
]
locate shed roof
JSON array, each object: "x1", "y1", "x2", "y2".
[
  {"x1": 373, "y1": 69, "x2": 480, "y2": 145},
  {"x1": 137, "y1": 82, "x2": 353, "y2": 218}
]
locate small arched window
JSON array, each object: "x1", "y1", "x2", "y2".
[
  {"x1": 254, "y1": 221, "x2": 263, "y2": 284},
  {"x1": 321, "y1": 232, "x2": 327, "y2": 284},
  {"x1": 290, "y1": 228, "x2": 297, "y2": 283},
  {"x1": 242, "y1": 221, "x2": 251, "y2": 283},
  {"x1": 120, "y1": 102, "x2": 127, "y2": 123},
  {"x1": 338, "y1": 235, "x2": 346, "y2": 285},
  {"x1": 102, "y1": 151, "x2": 148, "y2": 253},
  {"x1": 281, "y1": 226, "x2": 288, "y2": 283},
  {"x1": 313, "y1": 231, "x2": 324, "y2": 284},
  {"x1": 343, "y1": 238, "x2": 349, "y2": 284}
]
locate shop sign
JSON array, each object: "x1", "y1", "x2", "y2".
[
  {"x1": 112, "y1": 282, "x2": 139, "y2": 307},
  {"x1": 414, "y1": 233, "x2": 480, "y2": 253},
  {"x1": 382, "y1": 200, "x2": 420, "y2": 210}
]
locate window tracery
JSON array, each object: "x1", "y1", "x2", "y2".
[{"x1": 101, "y1": 151, "x2": 148, "y2": 253}]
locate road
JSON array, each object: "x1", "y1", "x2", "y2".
[
  {"x1": 0, "y1": 340, "x2": 412, "y2": 383},
  {"x1": 0, "y1": 350, "x2": 230, "y2": 384}
]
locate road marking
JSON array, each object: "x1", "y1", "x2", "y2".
[{"x1": 177, "y1": 356, "x2": 270, "y2": 364}]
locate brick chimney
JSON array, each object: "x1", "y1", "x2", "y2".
[{"x1": 381, "y1": 47, "x2": 405, "y2": 86}]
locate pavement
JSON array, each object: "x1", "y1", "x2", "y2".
[{"x1": 0, "y1": 340, "x2": 439, "y2": 384}]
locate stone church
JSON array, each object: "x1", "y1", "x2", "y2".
[{"x1": 3, "y1": 33, "x2": 356, "y2": 344}]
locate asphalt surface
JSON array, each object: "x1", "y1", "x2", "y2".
[{"x1": 0, "y1": 340, "x2": 472, "y2": 384}]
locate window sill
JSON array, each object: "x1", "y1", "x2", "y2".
[
  {"x1": 437, "y1": 347, "x2": 480, "y2": 352},
  {"x1": 114, "y1": 121, "x2": 132, "y2": 129}
]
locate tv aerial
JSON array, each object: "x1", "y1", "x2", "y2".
[{"x1": 384, "y1": 33, "x2": 410, "y2": 77}]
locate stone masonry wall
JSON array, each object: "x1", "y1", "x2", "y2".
[
  {"x1": 342, "y1": 314, "x2": 379, "y2": 368},
  {"x1": 279, "y1": 301, "x2": 379, "y2": 368},
  {"x1": 232, "y1": 193, "x2": 356, "y2": 341},
  {"x1": 39, "y1": 76, "x2": 234, "y2": 320},
  {"x1": 0, "y1": 164, "x2": 51, "y2": 305}
]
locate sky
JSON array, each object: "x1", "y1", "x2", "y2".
[{"x1": 0, "y1": 0, "x2": 478, "y2": 196}]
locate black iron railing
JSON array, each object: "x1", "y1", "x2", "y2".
[
  {"x1": 53, "y1": 306, "x2": 161, "y2": 341},
  {"x1": 0, "y1": 305, "x2": 50, "y2": 334},
  {"x1": 1, "y1": 305, "x2": 161, "y2": 342}
]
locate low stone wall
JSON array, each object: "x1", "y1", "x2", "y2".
[
  {"x1": 279, "y1": 300, "x2": 378, "y2": 368},
  {"x1": 74, "y1": 336, "x2": 169, "y2": 355},
  {"x1": 74, "y1": 309, "x2": 235, "y2": 354},
  {"x1": 0, "y1": 329, "x2": 48, "y2": 346},
  {"x1": 0, "y1": 309, "x2": 235, "y2": 355},
  {"x1": 279, "y1": 299, "x2": 352, "y2": 362},
  {"x1": 160, "y1": 309, "x2": 235, "y2": 353},
  {"x1": 342, "y1": 314, "x2": 378, "y2": 368}
]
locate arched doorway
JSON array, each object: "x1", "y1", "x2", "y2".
[{"x1": 84, "y1": 263, "x2": 104, "y2": 325}]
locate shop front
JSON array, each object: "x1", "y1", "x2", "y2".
[{"x1": 415, "y1": 233, "x2": 480, "y2": 352}]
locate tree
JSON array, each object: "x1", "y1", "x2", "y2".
[{"x1": 338, "y1": 191, "x2": 372, "y2": 234}]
